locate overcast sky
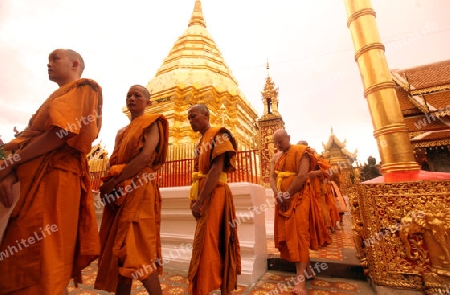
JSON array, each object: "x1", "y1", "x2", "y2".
[{"x1": 1, "y1": 0, "x2": 449, "y2": 164}]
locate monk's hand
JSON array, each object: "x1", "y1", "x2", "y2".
[
  {"x1": 191, "y1": 200, "x2": 203, "y2": 219},
  {"x1": 100, "y1": 178, "x2": 119, "y2": 212},
  {"x1": 0, "y1": 160, "x2": 14, "y2": 181},
  {"x1": 0, "y1": 172, "x2": 17, "y2": 208},
  {"x1": 279, "y1": 192, "x2": 291, "y2": 212},
  {"x1": 100, "y1": 178, "x2": 117, "y2": 197}
]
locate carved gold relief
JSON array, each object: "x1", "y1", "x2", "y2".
[{"x1": 350, "y1": 180, "x2": 450, "y2": 293}]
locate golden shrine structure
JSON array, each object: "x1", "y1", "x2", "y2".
[
  {"x1": 257, "y1": 63, "x2": 285, "y2": 187},
  {"x1": 391, "y1": 60, "x2": 450, "y2": 172},
  {"x1": 138, "y1": 0, "x2": 259, "y2": 157},
  {"x1": 344, "y1": 0, "x2": 450, "y2": 293}
]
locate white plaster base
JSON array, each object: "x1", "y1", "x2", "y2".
[
  {"x1": 160, "y1": 183, "x2": 268, "y2": 286},
  {"x1": 264, "y1": 188, "x2": 275, "y2": 239},
  {"x1": 92, "y1": 182, "x2": 269, "y2": 286}
]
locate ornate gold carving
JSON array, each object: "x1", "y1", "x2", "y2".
[
  {"x1": 400, "y1": 208, "x2": 450, "y2": 269},
  {"x1": 351, "y1": 180, "x2": 450, "y2": 293}
]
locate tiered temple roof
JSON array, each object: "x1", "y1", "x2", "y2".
[
  {"x1": 322, "y1": 128, "x2": 358, "y2": 163},
  {"x1": 391, "y1": 60, "x2": 450, "y2": 148}
]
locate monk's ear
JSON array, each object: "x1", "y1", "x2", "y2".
[
  {"x1": 146, "y1": 99, "x2": 152, "y2": 106},
  {"x1": 71, "y1": 59, "x2": 80, "y2": 71}
]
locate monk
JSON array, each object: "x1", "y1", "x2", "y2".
[
  {"x1": 94, "y1": 85, "x2": 168, "y2": 295},
  {"x1": 187, "y1": 104, "x2": 241, "y2": 295},
  {"x1": 324, "y1": 177, "x2": 341, "y2": 231},
  {"x1": 328, "y1": 167, "x2": 348, "y2": 226},
  {"x1": 0, "y1": 49, "x2": 102, "y2": 295},
  {"x1": 307, "y1": 159, "x2": 333, "y2": 246},
  {"x1": 270, "y1": 130, "x2": 316, "y2": 295}
]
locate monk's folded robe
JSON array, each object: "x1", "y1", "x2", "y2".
[
  {"x1": 94, "y1": 114, "x2": 168, "y2": 292},
  {"x1": 274, "y1": 145, "x2": 322, "y2": 262},
  {"x1": 188, "y1": 127, "x2": 241, "y2": 295},
  {"x1": 0, "y1": 78, "x2": 102, "y2": 295}
]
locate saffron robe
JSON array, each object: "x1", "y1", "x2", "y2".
[
  {"x1": 325, "y1": 181, "x2": 340, "y2": 226},
  {"x1": 188, "y1": 127, "x2": 241, "y2": 295},
  {"x1": 94, "y1": 114, "x2": 168, "y2": 292},
  {"x1": 0, "y1": 79, "x2": 102, "y2": 295},
  {"x1": 309, "y1": 155, "x2": 332, "y2": 247},
  {"x1": 274, "y1": 145, "x2": 318, "y2": 262},
  {"x1": 330, "y1": 181, "x2": 348, "y2": 213}
]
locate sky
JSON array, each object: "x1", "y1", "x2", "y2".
[{"x1": 0, "y1": 0, "x2": 449, "y2": 165}]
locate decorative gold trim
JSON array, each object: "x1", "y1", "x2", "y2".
[
  {"x1": 346, "y1": 8, "x2": 376, "y2": 28},
  {"x1": 410, "y1": 84, "x2": 450, "y2": 96},
  {"x1": 364, "y1": 81, "x2": 396, "y2": 98},
  {"x1": 373, "y1": 123, "x2": 410, "y2": 137},
  {"x1": 411, "y1": 139, "x2": 450, "y2": 148},
  {"x1": 355, "y1": 43, "x2": 385, "y2": 61}
]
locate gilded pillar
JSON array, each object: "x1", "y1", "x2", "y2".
[{"x1": 343, "y1": 0, "x2": 420, "y2": 174}]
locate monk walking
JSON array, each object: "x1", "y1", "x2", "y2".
[
  {"x1": 187, "y1": 104, "x2": 241, "y2": 295},
  {"x1": 270, "y1": 129, "x2": 316, "y2": 295},
  {"x1": 0, "y1": 49, "x2": 102, "y2": 294},
  {"x1": 94, "y1": 85, "x2": 168, "y2": 295}
]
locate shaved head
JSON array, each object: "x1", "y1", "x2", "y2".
[
  {"x1": 131, "y1": 85, "x2": 151, "y2": 100},
  {"x1": 273, "y1": 129, "x2": 288, "y2": 138},
  {"x1": 188, "y1": 103, "x2": 211, "y2": 134},
  {"x1": 65, "y1": 49, "x2": 85, "y2": 74},
  {"x1": 298, "y1": 140, "x2": 308, "y2": 146},
  {"x1": 273, "y1": 128, "x2": 291, "y2": 152},
  {"x1": 189, "y1": 104, "x2": 209, "y2": 116}
]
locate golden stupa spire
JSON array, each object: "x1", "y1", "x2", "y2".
[
  {"x1": 266, "y1": 58, "x2": 270, "y2": 77},
  {"x1": 189, "y1": 0, "x2": 206, "y2": 28}
]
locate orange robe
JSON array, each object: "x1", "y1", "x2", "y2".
[
  {"x1": 274, "y1": 145, "x2": 318, "y2": 262},
  {"x1": 307, "y1": 155, "x2": 332, "y2": 247},
  {"x1": 325, "y1": 182, "x2": 340, "y2": 226},
  {"x1": 0, "y1": 79, "x2": 102, "y2": 295},
  {"x1": 188, "y1": 127, "x2": 241, "y2": 295},
  {"x1": 94, "y1": 114, "x2": 168, "y2": 292},
  {"x1": 330, "y1": 181, "x2": 348, "y2": 213}
]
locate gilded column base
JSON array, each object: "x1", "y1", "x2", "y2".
[{"x1": 348, "y1": 180, "x2": 450, "y2": 294}]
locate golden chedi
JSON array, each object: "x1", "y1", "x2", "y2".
[{"x1": 127, "y1": 0, "x2": 258, "y2": 158}]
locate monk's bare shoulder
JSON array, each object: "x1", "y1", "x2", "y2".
[{"x1": 272, "y1": 151, "x2": 282, "y2": 164}]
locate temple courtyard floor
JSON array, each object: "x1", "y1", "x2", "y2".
[{"x1": 68, "y1": 215, "x2": 376, "y2": 294}]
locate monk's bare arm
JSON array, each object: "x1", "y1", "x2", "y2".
[
  {"x1": 197, "y1": 153, "x2": 225, "y2": 204},
  {"x1": 308, "y1": 170, "x2": 323, "y2": 178},
  {"x1": 115, "y1": 122, "x2": 159, "y2": 183},
  {"x1": 286, "y1": 153, "x2": 310, "y2": 196},
  {"x1": 269, "y1": 153, "x2": 280, "y2": 195},
  {"x1": 10, "y1": 127, "x2": 73, "y2": 168}
]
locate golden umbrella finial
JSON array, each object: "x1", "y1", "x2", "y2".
[{"x1": 189, "y1": 0, "x2": 206, "y2": 28}]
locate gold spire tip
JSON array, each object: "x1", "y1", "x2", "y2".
[{"x1": 189, "y1": 0, "x2": 206, "y2": 28}]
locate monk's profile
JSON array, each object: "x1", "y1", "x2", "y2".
[
  {"x1": 94, "y1": 85, "x2": 168, "y2": 295},
  {"x1": 187, "y1": 104, "x2": 241, "y2": 295},
  {"x1": 0, "y1": 49, "x2": 102, "y2": 294}
]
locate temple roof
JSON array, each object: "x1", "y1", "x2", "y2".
[
  {"x1": 322, "y1": 128, "x2": 358, "y2": 160},
  {"x1": 392, "y1": 60, "x2": 450, "y2": 115},
  {"x1": 391, "y1": 60, "x2": 450, "y2": 147},
  {"x1": 391, "y1": 60, "x2": 450, "y2": 94},
  {"x1": 147, "y1": 0, "x2": 254, "y2": 113}
]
